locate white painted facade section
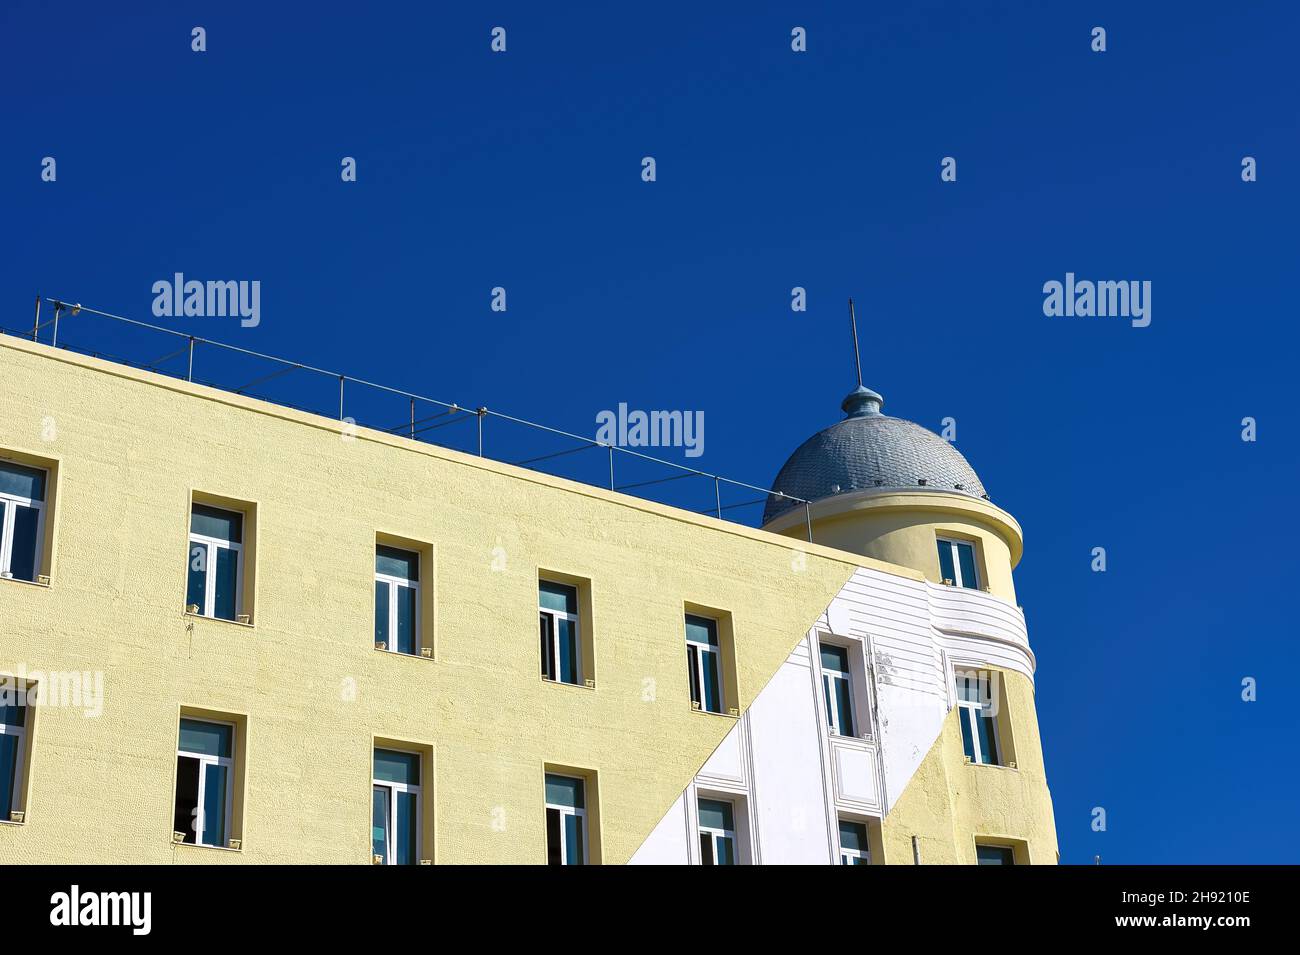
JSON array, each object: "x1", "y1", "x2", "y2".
[{"x1": 629, "y1": 566, "x2": 1035, "y2": 864}]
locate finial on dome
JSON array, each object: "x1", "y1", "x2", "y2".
[
  {"x1": 842, "y1": 384, "x2": 884, "y2": 417},
  {"x1": 843, "y1": 298, "x2": 883, "y2": 417}
]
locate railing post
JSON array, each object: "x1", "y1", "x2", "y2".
[
  {"x1": 477, "y1": 408, "x2": 486, "y2": 456},
  {"x1": 187, "y1": 336, "x2": 195, "y2": 382},
  {"x1": 32, "y1": 296, "x2": 41, "y2": 342},
  {"x1": 715, "y1": 477, "x2": 722, "y2": 519},
  {"x1": 338, "y1": 375, "x2": 345, "y2": 420},
  {"x1": 804, "y1": 502, "x2": 813, "y2": 543},
  {"x1": 608, "y1": 445, "x2": 615, "y2": 490},
  {"x1": 51, "y1": 302, "x2": 63, "y2": 348},
  {"x1": 409, "y1": 398, "x2": 415, "y2": 439}
]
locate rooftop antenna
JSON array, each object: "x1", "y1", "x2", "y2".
[{"x1": 848, "y1": 297, "x2": 863, "y2": 389}]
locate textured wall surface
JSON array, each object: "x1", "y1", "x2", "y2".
[{"x1": 0, "y1": 337, "x2": 867, "y2": 864}]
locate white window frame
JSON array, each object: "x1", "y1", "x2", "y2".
[
  {"x1": 188, "y1": 507, "x2": 243, "y2": 620},
  {"x1": 375, "y1": 552, "x2": 421, "y2": 655},
  {"x1": 818, "y1": 642, "x2": 856, "y2": 737},
  {"x1": 0, "y1": 468, "x2": 46, "y2": 581},
  {"x1": 539, "y1": 581, "x2": 581, "y2": 684},
  {"x1": 372, "y1": 749, "x2": 422, "y2": 865},
  {"x1": 176, "y1": 718, "x2": 235, "y2": 847},
  {"x1": 697, "y1": 797, "x2": 736, "y2": 865},
  {"x1": 937, "y1": 536, "x2": 980, "y2": 589},
  {"x1": 1, "y1": 705, "x2": 27, "y2": 816},
  {"x1": 685, "y1": 616, "x2": 723, "y2": 713},
  {"x1": 955, "y1": 670, "x2": 1002, "y2": 766},
  {"x1": 838, "y1": 819, "x2": 870, "y2": 865},
  {"x1": 544, "y1": 775, "x2": 588, "y2": 865}
]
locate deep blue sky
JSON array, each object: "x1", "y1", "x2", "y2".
[{"x1": 3, "y1": 2, "x2": 1296, "y2": 863}]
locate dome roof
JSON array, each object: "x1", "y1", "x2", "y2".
[{"x1": 763, "y1": 385, "x2": 988, "y2": 525}]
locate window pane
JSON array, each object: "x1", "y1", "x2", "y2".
[
  {"x1": 0, "y1": 733, "x2": 19, "y2": 818},
  {"x1": 376, "y1": 545, "x2": 418, "y2": 581},
  {"x1": 373, "y1": 749, "x2": 420, "y2": 786},
  {"x1": 538, "y1": 580, "x2": 577, "y2": 614},
  {"x1": 977, "y1": 712, "x2": 1000, "y2": 765},
  {"x1": 190, "y1": 503, "x2": 242, "y2": 543},
  {"x1": 956, "y1": 541, "x2": 978, "y2": 589},
  {"x1": 685, "y1": 614, "x2": 718, "y2": 646},
  {"x1": 375, "y1": 584, "x2": 390, "y2": 645},
  {"x1": 545, "y1": 774, "x2": 584, "y2": 809},
  {"x1": 687, "y1": 645, "x2": 701, "y2": 705},
  {"x1": 213, "y1": 546, "x2": 238, "y2": 620},
  {"x1": 179, "y1": 719, "x2": 232, "y2": 758},
  {"x1": 564, "y1": 811, "x2": 584, "y2": 865},
  {"x1": 976, "y1": 844, "x2": 1015, "y2": 865},
  {"x1": 557, "y1": 617, "x2": 578, "y2": 684},
  {"x1": 396, "y1": 790, "x2": 418, "y2": 864},
  {"x1": 0, "y1": 697, "x2": 27, "y2": 727},
  {"x1": 702, "y1": 649, "x2": 722, "y2": 712},
  {"x1": 546, "y1": 808, "x2": 563, "y2": 865},
  {"x1": 717, "y1": 836, "x2": 735, "y2": 865},
  {"x1": 698, "y1": 798, "x2": 733, "y2": 831},
  {"x1": 201, "y1": 763, "x2": 228, "y2": 846},
  {"x1": 173, "y1": 755, "x2": 201, "y2": 844},
  {"x1": 833, "y1": 675, "x2": 855, "y2": 736},
  {"x1": 396, "y1": 585, "x2": 417, "y2": 654},
  {"x1": 820, "y1": 644, "x2": 849, "y2": 672},
  {"x1": 839, "y1": 819, "x2": 867, "y2": 852},
  {"x1": 539, "y1": 613, "x2": 556, "y2": 680},
  {"x1": 186, "y1": 542, "x2": 207, "y2": 615},
  {"x1": 936, "y1": 540, "x2": 955, "y2": 582},
  {"x1": 0, "y1": 462, "x2": 46, "y2": 501},
  {"x1": 822, "y1": 674, "x2": 835, "y2": 729},
  {"x1": 372, "y1": 786, "x2": 389, "y2": 862},
  {"x1": 959, "y1": 709, "x2": 976, "y2": 761},
  {"x1": 699, "y1": 833, "x2": 714, "y2": 865},
  {"x1": 8, "y1": 504, "x2": 40, "y2": 581}
]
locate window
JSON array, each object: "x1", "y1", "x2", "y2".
[
  {"x1": 685, "y1": 614, "x2": 723, "y2": 713},
  {"x1": 937, "y1": 537, "x2": 980, "y2": 589},
  {"x1": 375, "y1": 545, "x2": 420, "y2": 654},
  {"x1": 955, "y1": 671, "x2": 1002, "y2": 766},
  {"x1": 538, "y1": 581, "x2": 580, "y2": 684},
  {"x1": 373, "y1": 748, "x2": 422, "y2": 865},
  {"x1": 839, "y1": 819, "x2": 870, "y2": 865},
  {"x1": 0, "y1": 461, "x2": 46, "y2": 583},
  {"x1": 697, "y1": 798, "x2": 736, "y2": 865},
  {"x1": 187, "y1": 503, "x2": 243, "y2": 621},
  {"x1": 174, "y1": 717, "x2": 234, "y2": 847},
  {"x1": 1, "y1": 690, "x2": 29, "y2": 821},
  {"x1": 821, "y1": 644, "x2": 856, "y2": 736},
  {"x1": 976, "y1": 843, "x2": 1016, "y2": 866},
  {"x1": 545, "y1": 773, "x2": 587, "y2": 865}
]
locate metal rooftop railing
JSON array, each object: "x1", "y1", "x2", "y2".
[{"x1": 10, "y1": 296, "x2": 815, "y2": 540}]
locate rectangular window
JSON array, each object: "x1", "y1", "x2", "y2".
[
  {"x1": 0, "y1": 461, "x2": 47, "y2": 583},
  {"x1": 820, "y1": 644, "x2": 856, "y2": 737},
  {"x1": 976, "y1": 843, "x2": 1016, "y2": 865},
  {"x1": 375, "y1": 545, "x2": 420, "y2": 655},
  {"x1": 1, "y1": 692, "x2": 29, "y2": 821},
  {"x1": 545, "y1": 773, "x2": 587, "y2": 865},
  {"x1": 839, "y1": 818, "x2": 870, "y2": 865},
  {"x1": 373, "y1": 748, "x2": 421, "y2": 865},
  {"x1": 187, "y1": 503, "x2": 244, "y2": 621},
  {"x1": 685, "y1": 614, "x2": 723, "y2": 713},
  {"x1": 697, "y1": 798, "x2": 736, "y2": 865},
  {"x1": 539, "y1": 580, "x2": 580, "y2": 684},
  {"x1": 937, "y1": 537, "x2": 980, "y2": 589},
  {"x1": 955, "y1": 671, "x2": 1002, "y2": 766},
  {"x1": 174, "y1": 717, "x2": 234, "y2": 847}
]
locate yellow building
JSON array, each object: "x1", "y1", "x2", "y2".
[{"x1": 0, "y1": 330, "x2": 1055, "y2": 864}]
